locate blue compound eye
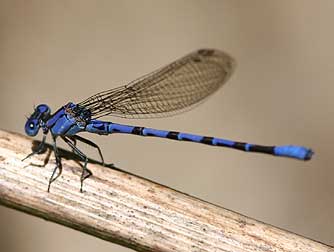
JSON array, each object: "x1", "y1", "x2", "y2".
[
  {"x1": 36, "y1": 104, "x2": 50, "y2": 114},
  {"x1": 25, "y1": 119, "x2": 40, "y2": 136}
]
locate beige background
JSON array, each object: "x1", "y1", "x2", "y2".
[{"x1": 0, "y1": 1, "x2": 333, "y2": 251}]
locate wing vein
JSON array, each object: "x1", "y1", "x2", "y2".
[{"x1": 78, "y1": 49, "x2": 236, "y2": 119}]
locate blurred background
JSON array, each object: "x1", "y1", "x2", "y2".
[{"x1": 0, "y1": 1, "x2": 333, "y2": 251}]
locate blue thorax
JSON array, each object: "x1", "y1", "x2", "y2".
[{"x1": 25, "y1": 102, "x2": 92, "y2": 137}]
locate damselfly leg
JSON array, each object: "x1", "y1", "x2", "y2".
[
  {"x1": 48, "y1": 135, "x2": 63, "y2": 192},
  {"x1": 22, "y1": 134, "x2": 47, "y2": 161},
  {"x1": 62, "y1": 136, "x2": 92, "y2": 192},
  {"x1": 68, "y1": 135, "x2": 105, "y2": 165}
]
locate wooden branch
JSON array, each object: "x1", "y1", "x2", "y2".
[{"x1": 0, "y1": 130, "x2": 332, "y2": 252}]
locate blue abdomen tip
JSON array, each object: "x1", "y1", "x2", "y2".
[{"x1": 274, "y1": 145, "x2": 314, "y2": 160}]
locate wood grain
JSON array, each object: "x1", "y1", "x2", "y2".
[{"x1": 0, "y1": 130, "x2": 332, "y2": 252}]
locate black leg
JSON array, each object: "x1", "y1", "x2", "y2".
[
  {"x1": 48, "y1": 135, "x2": 63, "y2": 192},
  {"x1": 22, "y1": 134, "x2": 47, "y2": 161},
  {"x1": 61, "y1": 136, "x2": 92, "y2": 193},
  {"x1": 68, "y1": 135, "x2": 105, "y2": 165},
  {"x1": 67, "y1": 137, "x2": 77, "y2": 156}
]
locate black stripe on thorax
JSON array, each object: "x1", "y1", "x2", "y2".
[
  {"x1": 47, "y1": 110, "x2": 66, "y2": 128},
  {"x1": 63, "y1": 124, "x2": 79, "y2": 136}
]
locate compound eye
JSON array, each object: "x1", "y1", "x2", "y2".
[
  {"x1": 25, "y1": 119, "x2": 40, "y2": 136},
  {"x1": 36, "y1": 104, "x2": 50, "y2": 114}
]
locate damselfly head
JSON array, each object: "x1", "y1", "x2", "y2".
[{"x1": 25, "y1": 104, "x2": 51, "y2": 136}]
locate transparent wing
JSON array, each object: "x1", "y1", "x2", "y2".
[{"x1": 78, "y1": 49, "x2": 236, "y2": 119}]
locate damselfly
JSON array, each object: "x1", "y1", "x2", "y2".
[{"x1": 24, "y1": 49, "x2": 313, "y2": 192}]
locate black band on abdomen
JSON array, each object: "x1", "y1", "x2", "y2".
[
  {"x1": 131, "y1": 127, "x2": 144, "y2": 135},
  {"x1": 166, "y1": 131, "x2": 179, "y2": 140},
  {"x1": 248, "y1": 145, "x2": 275, "y2": 154}
]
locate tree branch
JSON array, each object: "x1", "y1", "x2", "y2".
[{"x1": 0, "y1": 130, "x2": 332, "y2": 252}]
